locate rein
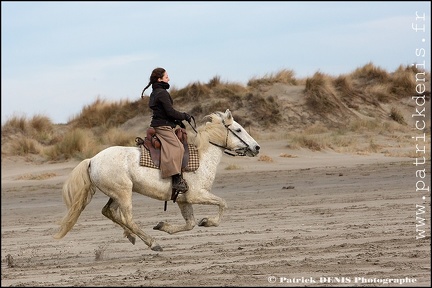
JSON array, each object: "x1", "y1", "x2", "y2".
[{"x1": 188, "y1": 115, "x2": 198, "y2": 134}]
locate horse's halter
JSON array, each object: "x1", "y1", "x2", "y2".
[{"x1": 208, "y1": 119, "x2": 252, "y2": 156}]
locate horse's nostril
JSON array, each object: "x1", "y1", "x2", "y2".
[{"x1": 256, "y1": 145, "x2": 260, "y2": 151}]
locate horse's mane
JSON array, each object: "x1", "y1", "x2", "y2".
[{"x1": 191, "y1": 111, "x2": 232, "y2": 156}]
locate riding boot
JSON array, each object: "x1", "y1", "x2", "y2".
[{"x1": 172, "y1": 173, "x2": 188, "y2": 192}]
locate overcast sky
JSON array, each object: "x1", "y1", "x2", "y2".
[{"x1": 2, "y1": 1, "x2": 430, "y2": 124}]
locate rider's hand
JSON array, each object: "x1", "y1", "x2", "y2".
[{"x1": 183, "y1": 113, "x2": 192, "y2": 122}]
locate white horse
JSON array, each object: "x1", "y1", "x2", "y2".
[{"x1": 53, "y1": 109, "x2": 260, "y2": 251}]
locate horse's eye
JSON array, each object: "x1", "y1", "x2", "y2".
[{"x1": 236, "y1": 129, "x2": 241, "y2": 133}]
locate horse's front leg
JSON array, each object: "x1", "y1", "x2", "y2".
[
  {"x1": 153, "y1": 202, "x2": 196, "y2": 234},
  {"x1": 193, "y1": 190, "x2": 227, "y2": 227}
]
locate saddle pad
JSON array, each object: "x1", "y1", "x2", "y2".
[{"x1": 139, "y1": 144, "x2": 199, "y2": 172}]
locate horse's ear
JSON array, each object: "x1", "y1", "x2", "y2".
[
  {"x1": 224, "y1": 109, "x2": 233, "y2": 125},
  {"x1": 225, "y1": 109, "x2": 232, "y2": 120},
  {"x1": 203, "y1": 115, "x2": 213, "y2": 123}
]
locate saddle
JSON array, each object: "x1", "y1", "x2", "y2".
[
  {"x1": 135, "y1": 127, "x2": 190, "y2": 169},
  {"x1": 135, "y1": 127, "x2": 199, "y2": 210}
]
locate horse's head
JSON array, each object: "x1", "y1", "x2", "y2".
[{"x1": 205, "y1": 109, "x2": 260, "y2": 157}]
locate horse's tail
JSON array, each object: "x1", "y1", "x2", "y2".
[{"x1": 53, "y1": 159, "x2": 96, "y2": 239}]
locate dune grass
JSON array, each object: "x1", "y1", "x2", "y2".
[{"x1": 2, "y1": 63, "x2": 430, "y2": 161}]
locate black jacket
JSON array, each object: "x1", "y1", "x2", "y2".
[{"x1": 149, "y1": 82, "x2": 187, "y2": 128}]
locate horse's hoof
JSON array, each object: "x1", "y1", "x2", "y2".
[
  {"x1": 151, "y1": 244, "x2": 163, "y2": 252},
  {"x1": 153, "y1": 222, "x2": 164, "y2": 230},
  {"x1": 198, "y1": 218, "x2": 208, "y2": 227},
  {"x1": 127, "y1": 234, "x2": 136, "y2": 245}
]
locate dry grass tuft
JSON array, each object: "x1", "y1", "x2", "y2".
[
  {"x1": 1, "y1": 115, "x2": 28, "y2": 135},
  {"x1": 16, "y1": 173, "x2": 57, "y2": 180},
  {"x1": 70, "y1": 97, "x2": 145, "y2": 129},
  {"x1": 44, "y1": 128, "x2": 100, "y2": 161},
  {"x1": 351, "y1": 62, "x2": 390, "y2": 84},
  {"x1": 247, "y1": 69, "x2": 297, "y2": 87},
  {"x1": 224, "y1": 164, "x2": 242, "y2": 170},
  {"x1": 279, "y1": 153, "x2": 297, "y2": 158},
  {"x1": 389, "y1": 107, "x2": 406, "y2": 124},
  {"x1": 5, "y1": 254, "x2": 15, "y2": 268},
  {"x1": 6, "y1": 137, "x2": 43, "y2": 156},
  {"x1": 101, "y1": 128, "x2": 136, "y2": 146},
  {"x1": 258, "y1": 155, "x2": 273, "y2": 162},
  {"x1": 94, "y1": 244, "x2": 107, "y2": 261},
  {"x1": 304, "y1": 72, "x2": 346, "y2": 116}
]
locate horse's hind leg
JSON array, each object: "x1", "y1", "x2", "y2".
[
  {"x1": 153, "y1": 202, "x2": 196, "y2": 234},
  {"x1": 102, "y1": 198, "x2": 136, "y2": 245},
  {"x1": 101, "y1": 197, "x2": 163, "y2": 251}
]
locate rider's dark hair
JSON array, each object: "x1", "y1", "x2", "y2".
[{"x1": 141, "y1": 67, "x2": 166, "y2": 97}]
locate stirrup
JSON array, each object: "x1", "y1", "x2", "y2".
[
  {"x1": 171, "y1": 178, "x2": 188, "y2": 202},
  {"x1": 164, "y1": 188, "x2": 183, "y2": 211},
  {"x1": 171, "y1": 189, "x2": 180, "y2": 202},
  {"x1": 172, "y1": 182, "x2": 188, "y2": 192},
  {"x1": 171, "y1": 188, "x2": 187, "y2": 203}
]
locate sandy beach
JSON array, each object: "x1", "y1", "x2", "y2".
[{"x1": 1, "y1": 138, "x2": 430, "y2": 287}]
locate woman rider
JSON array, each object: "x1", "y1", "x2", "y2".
[{"x1": 141, "y1": 67, "x2": 192, "y2": 192}]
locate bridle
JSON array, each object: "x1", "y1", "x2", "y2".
[{"x1": 188, "y1": 116, "x2": 251, "y2": 157}]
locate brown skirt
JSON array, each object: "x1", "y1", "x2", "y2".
[{"x1": 154, "y1": 126, "x2": 185, "y2": 178}]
